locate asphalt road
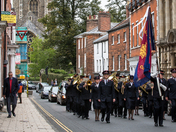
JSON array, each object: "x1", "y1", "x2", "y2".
[{"x1": 30, "y1": 91, "x2": 176, "y2": 132}]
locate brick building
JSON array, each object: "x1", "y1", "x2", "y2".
[
  {"x1": 74, "y1": 12, "x2": 118, "y2": 78},
  {"x1": 108, "y1": 18, "x2": 130, "y2": 75},
  {"x1": 127, "y1": 0, "x2": 158, "y2": 75},
  {"x1": 157, "y1": 0, "x2": 176, "y2": 79}
]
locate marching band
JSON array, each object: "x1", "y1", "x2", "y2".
[{"x1": 65, "y1": 69, "x2": 176, "y2": 127}]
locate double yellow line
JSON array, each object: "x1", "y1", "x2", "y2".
[{"x1": 31, "y1": 98, "x2": 73, "y2": 132}]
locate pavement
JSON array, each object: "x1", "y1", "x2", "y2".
[{"x1": 0, "y1": 93, "x2": 56, "y2": 132}]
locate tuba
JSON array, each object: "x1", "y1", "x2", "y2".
[
  {"x1": 120, "y1": 75, "x2": 130, "y2": 94},
  {"x1": 108, "y1": 72, "x2": 119, "y2": 92}
]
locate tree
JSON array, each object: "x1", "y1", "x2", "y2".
[
  {"x1": 106, "y1": 0, "x2": 127, "y2": 22},
  {"x1": 28, "y1": 37, "x2": 56, "y2": 77},
  {"x1": 38, "y1": 0, "x2": 102, "y2": 71}
]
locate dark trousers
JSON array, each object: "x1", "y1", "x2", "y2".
[
  {"x1": 101, "y1": 101, "x2": 112, "y2": 121},
  {"x1": 6, "y1": 94, "x2": 17, "y2": 116},
  {"x1": 118, "y1": 100, "x2": 127, "y2": 117},
  {"x1": 66, "y1": 96, "x2": 73, "y2": 111},
  {"x1": 171, "y1": 99, "x2": 176, "y2": 121},
  {"x1": 18, "y1": 93, "x2": 22, "y2": 103},
  {"x1": 111, "y1": 98, "x2": 118, "y2": 115},
  {"x1": 142, "y1": 96, "x2": 148, "y2": 115},
  {"x1": 82, "y1": 99, "x2": 89, "y2": 117},
  {"x1": 148, "y1": 100, "x2": 154, "y2": 117},
  {"x1": 153, "y1": 98, "x2": 163, "y2": 124}
]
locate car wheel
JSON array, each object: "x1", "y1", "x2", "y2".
[{"x1": 57, "y1": 98, "x2": 60, "y2": 104}]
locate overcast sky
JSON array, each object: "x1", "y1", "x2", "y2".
[{"x1": 100, "y1": 0, "x2": 109, "y2": 10}]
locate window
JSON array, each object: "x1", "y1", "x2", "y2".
[
  {"x1": 104, "y1": 42, "x2": 106, "y2": 53},
  {"x1": 136, "y1": 21, "x2": 139, "y2": 46},
  {"x1": 117, "y1": 34, "x2": 120, "y2": 44},
  {"x1": 78, "y1": 39, "x2": 80, "y2": 49},
  {"x1": 99, "y1": 60, "x2": 101, "y2": 72},
  {"x1": 84, "y1": 37, "x2": 86, "y2": 48},
  {"x1": 103, "y1": 58, "x2": 105, "y2": 71},
  {"x1": 84, "y1": 53, "x2": 86, "y2": 68},
  {"x1": 97, "y1": 60, "x2": 99, "y2": 72},
  {"x1": 112, "y1": 56, "x2": 114, "y2": 70},
  {"x1": 112, "y1": 36, "x2": 114, "y2": 45},
  {"x1": 118, "y1": 55, "x2": 121, "y2": 70},
  {"x1": 30, "y1": 0, "x2": 38, "y2": 16},
  {"x1": 124, "y1": 32, "x2": 126, "y2": 42},
  {"x1": 97, "y1": 44, "x2": 99, "y2": 54},
  {"x1": 106, "y1": 58, "x2": 108, "y2": 70},
  {"x1": 124, "y1": 54, "x2": 127, "y2": 70},
  {"x1": 151, "y1": 12, "x2": 155, "y2": 35},
  {"x1": 81, "y1": 38, "x2": 83, "y2": 49},
  {"x1": 132, "y1": 23, "x2": 134, "y2": 47},
  {"x1": 78, "y1": 55, "x2": 80, "y2": 68}
]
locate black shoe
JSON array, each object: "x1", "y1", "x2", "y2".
[
  {"x1": 149, "y1": 115, "x2": 152, "y2": 118},
  {"x1": 159, "y1": 124, "x2": 164, "y2": 127},
  {"x1": 124, "y1": 116, "x2": 127, "y2": 119},
  {"x1": 131, "y1": 118, "x2": 134, "y2": 120},
  {"x1": 118, "y1": 115, "x2": 122, "y2": 117},
  {"x1": 73, "y1": 113, "x2": 76, "y2": 115},
  {"x1": 82, "y1": 116, "x2": 85, "y2": 119},
  {"x1": 12, "y1": 111, "x2": 16, "y2": 117},
  {"x1": 101, "y1": 117, "x2": 104, "y2": 122},
  {"x1": 111, "y1": 114, "x2": 114, "y2": 116},
  {"x1": 78, "y1": 115, "x2": 81, "y2": 118},
  {"x1": 171, "y1": 120, "x2": 176, "y2": 122},
  {"x1": 7, "y1": 115, "x2": 11, "y2": 118},
  {"x1": 115, "y1": 114, "x2": 117, "y2": 117},
  {"x1": 86, "y1": 117, "x2": 89, "y2": 119},
  {"x1": 106, "y1": 120, "x2": 110, "y2": 123},
  {"x1": 154, "y1": 123, "x2": 158, "y2": 127}
]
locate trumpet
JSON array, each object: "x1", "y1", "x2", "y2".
[{"x1": 108, "y1": 72, "x2": 119, "y2": 92}]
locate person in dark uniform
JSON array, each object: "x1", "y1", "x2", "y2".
[
  {"x1": 118, "y1": 75, "x2": 127, "y2": 119},
  {"x1": 79, "y1": 76, "x2": 91, "y2": 119},
  {"x1": 98, "y1": 70, "x2": 116, "y2": 123},
  {"x1": 124, "y1": 75, "x2": 139, "y2": 120},
  {"x1": 150, "y1": 71, "x2": 167, "y2": 127},
  {"x1": 139, "y1": 83, "x2": 149, "y2": 117},
  {"x1": 135, "y1": 88, "x2": 141, "y2": 116},
  {"x1": 111, "y1": 73, "x2": 120, "y2": 117},
  {"x1": 146, "y1": 81, "x2": 154, "y2": 118},
  {"x1": 90, "y1": 76, "x2": 101, "y2": 121},
  {"x1": 65, "y1": 78, "x2": 72, "y2": 112},
  {"x1": 166, "y1": 68, "x2": 176, "y2": 122}
]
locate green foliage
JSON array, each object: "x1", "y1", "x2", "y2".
[
  {"x1": 28, "y1": 37, "x2": 56, "y2": 77},
  {"x1": 106, "y1": 0, "x2": 127, "y2": 22},
  {"x1": 50, "y1": 68, "x2": 67, "y2": 74},
  {"x1": 38, "y1": 0, "x2": 103, "y2": 71},
  {"x1": 28, "y1": 77, "x2": 40, "y2": 81}
]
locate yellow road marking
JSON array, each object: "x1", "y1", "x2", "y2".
[{"x1": 30, "y1": 98, "x2": 73, "y2": 132}]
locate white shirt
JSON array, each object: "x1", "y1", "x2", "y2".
[{"x1": 104, "y1": 79, "x2": 108, "y2": 85}]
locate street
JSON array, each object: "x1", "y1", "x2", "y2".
[{"x1": 31, "y1": 91, "x2": 176, "y2": 132}]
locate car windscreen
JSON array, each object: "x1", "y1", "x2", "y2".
[
  {"x1": 43, "y1": 87, "x2": 51, "y2": 91},
  {"x1": 28, "y1": 81, "x2": 33, "y2": 84},
  {"x1": 52, "y1": 87, "x2": 58, "y2": 94}
]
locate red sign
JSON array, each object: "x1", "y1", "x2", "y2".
[{"x1": 16, "y1": 30, "x2": 27, "y2": 40}]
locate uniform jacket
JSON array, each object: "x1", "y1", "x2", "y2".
[
  {"x1": 118, "y1": 81, "x2": 124, "y2": 99},
  {"x1": 90, "y1": 83, "x2": 99, "y2": 100},
  {"x1": 167, "y1": 78, "x2": 176, "y2": 100},
  {"x1": 79, "y1": 82, "x2": 91, "y2": 100},
  {"x1": 124, "y1": 82, "x2": 139, "y2": 99},
  {"x1": 65, "y1": 82, "x2": 72, "y2": 96},
  {"x1": 146, "y1": 84, "x2": 153, "y2": 101},
  {"x1": 3, "y1": 77, "x2": 19, "y2": 97},
  {"x1": 150, "y1": 77, "x2": 167, "y2": 99},
  {"x1": 98, "y1": 80, "x2": 115, "y2": 102}
]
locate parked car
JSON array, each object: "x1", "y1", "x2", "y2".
[
  {"x1": 36, "y1": 82, "x2": 49, "y2": 93},
  {"x1": 48, "y1": 86, "x2": 59, "y2": 102},
  {"x1": 41, "y1": 86, "x2": 52, "y2": 99},
  {"x1": 21, "y1": 80, "x2": 27, "y2": 90},
  {"x1": 28, "y1": 81, "x2": 36, "y2": 90},
  {"x1": 57, "y1": 82, "x2": 66, "y2": 105}
]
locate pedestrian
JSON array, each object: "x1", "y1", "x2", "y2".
[
  {"x1": 3, "y1": 71, "x2": 19, "y2": 118},
  {"x1": 98, "y1": 70, "x2": 116, "y2": 123},
  {"x1": 166, "y1": 68, "x2": 176, "y2": 122},
  {"x1": 18, "y1": 81, "x2": 23, "y2": 104},
  {"x1": 150, "y1": 71, "x2": 167, "y2": 127},
  {"x1": 124, "y1": 75, "x2": 139, "y2": 120},
  {"x1": 90, "y1": 76, "x2": 101, "y2": 121},
  {"x1": 51, "y1": 80, "x2": 53, "y2": 86},
  {"x1": 135, "y1": 88, "x2": 140, "y2": 116},
  {"x1": 55, "y1": 79, "x2": 57, "y2": 86},
  {"x1": 65, "y1": 78, "x2": 72, "y2": 112}
]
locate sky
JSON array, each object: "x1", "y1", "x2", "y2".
[{"x1": 100, "y1": 0, "x2": 109, "y2": 10}]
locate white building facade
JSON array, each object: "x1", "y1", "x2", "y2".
[{"x1": 94, "y1": 34, "x2": 109, "y2": 76}]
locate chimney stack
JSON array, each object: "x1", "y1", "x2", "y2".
[
  {"x1": 86, "y1": 15, "x2": 98, "y2": 32},
  {"x1": 98, "y1": 11, "x2": 111, "y2": 32}
]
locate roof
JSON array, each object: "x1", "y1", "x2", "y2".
[
  {"x1": 108, "y1": 18, "x2": 130, "y2": 33},
  {"x1": 74, "y1": 22, "x2": 118, "y2": 38},
  {"x1": 93, "y1": 34, "x2": 108, "y2": 43}
]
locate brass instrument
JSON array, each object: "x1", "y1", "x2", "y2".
[
  {"x1": 120, "y1": 75, "x2": 130, "y2": 94},
  {"x1": 139, "y1": 83, "x2": 148, "y2": 94},
  {"x1": 73, "y1": 75, "x2": 82, "y2": 92},
  {"x1": 82, "y1": 78, "x2": 92, "y2": 91},
  {"x1": 108, "y1": 72, "x2": 119, "y2": 92}
]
